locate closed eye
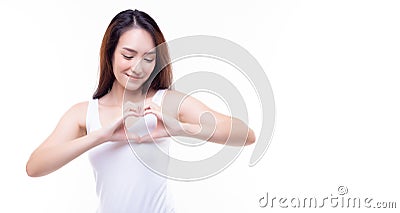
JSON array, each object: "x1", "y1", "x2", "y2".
[
  {"x1": 122, "y1": 54, "x2": 134, "y2": 59},
  {"x1": 144, "y1": 58, "x2": 154, "y2": 63}
]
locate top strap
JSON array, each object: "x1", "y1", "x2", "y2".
[{"x1": 152, "y1": 89, "x2": 167, "y2": 105}]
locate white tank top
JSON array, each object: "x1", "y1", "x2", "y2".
[{"x1": 86, "y1": 89, "x2": 176, "y2": 213}]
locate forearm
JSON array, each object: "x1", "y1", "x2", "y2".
[
  {"x1": 211, "y1": 118, "x2": 255, "y2": 146},
  {"x1": 26, "y1": 131, "x2": 104, "y2": 177},
  {"x1": 180, "y1": 118, "x2": 256, "y2": 146}
]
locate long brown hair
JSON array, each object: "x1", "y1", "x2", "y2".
[{"x1": 93, "y1": 9, "x2": 172, "y2": 99}]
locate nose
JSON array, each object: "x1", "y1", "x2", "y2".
[{"x1": 130, "y1": 58, "x2": 143, "y2": 75}]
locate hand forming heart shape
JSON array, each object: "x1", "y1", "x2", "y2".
[{"x1": 123, "y1": 101, "x2": 157, "y2": 140}]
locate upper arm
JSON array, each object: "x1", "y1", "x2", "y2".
[
  {"x1": 40, "y1": 102, "x2": 88, "y2": 148},
  {"x1": 163, "y1": 90, "x2": 255, "y2": 145},
  {"x1": 163, "y1": 90, "x2": 229, "y2": 139},
  {"x1": 163, "y1": 90, "x2": 225, "y2": 124}
]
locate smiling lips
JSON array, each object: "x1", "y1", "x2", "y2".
[{"x1": 126, "y1": 73, "x2": 143, "y2": 80}]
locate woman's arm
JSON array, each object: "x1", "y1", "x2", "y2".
[
  {"x1": 26, "y1": 102, "x2": 96, "y2": 177},
  {"x1": 26, "y1": 102, "x2": 138, "y2": 177},
  {"x1": 141, "y1": 90, "x2": 256, "y2": 146},
  {"x1": 175, "y1": 91, "x2": 256, "y2": 146}
]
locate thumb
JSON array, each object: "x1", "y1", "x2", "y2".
[
  {"x1": 125, "y1": 131, "x2": 140, "y2": 143},
  {"x1": 138, "y1": 131, "x2": 162, "y2": 143}
]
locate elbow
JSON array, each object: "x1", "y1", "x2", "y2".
[
  {"x1": 26, "y1": 159, "x2": 42, "y2": 178},
  {"x1": 26, "y1": 163, "x2": 36, "y2": 177},
  {"x1": 245, "y1": 129, "x2": 256, "y2": 146}
]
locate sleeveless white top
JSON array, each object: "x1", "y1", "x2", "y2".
[{"x1": 86, "y1": 89, "x2": 175, "y2": 213}]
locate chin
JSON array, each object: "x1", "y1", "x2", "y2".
[{"x1": 124, "y1": 84, "x2": 143, "y2": 92}]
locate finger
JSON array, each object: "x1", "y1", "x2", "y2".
[
  {"x1": 112, "y1": 130, "x2": 140, "y2": 142},
  {"x1": 142, "y1": 102, "x2": 161, "y2": 117},
  {"x1": 125, "y1": 132, "x2": 140, "y2": 142},
  {"x1": 143, "y1": 109, "x2": 163, "y2": 120},
  {"x1": 124, "y1": 101, "x2": 144, "y2": 115},
  {"x1": 143, "y1": 101, "x2": 161, "y2": 112},
  {"x1": 139, "y1": 128, "x2": 171, "y2": 143},
  {"x1": 110, "y1": 133, "x2": 140, "y2": 143},
  {"x1": 109, "y1": 116, "x2": 125, "y2": 131},
  {"x1": 123, "y1": 111, "x2": 141, "y2": 120},
  {"x1": 125, "y1": 108, "x2": 144, "y2": 116},
  {"x1": 139, "y1": 133, "x2": 158, "y2": 143}
]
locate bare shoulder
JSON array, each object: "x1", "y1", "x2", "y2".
[
  {"x1": 68, "y1": 101, "x2": 89, "y2": 115},
  {"x1": 163, "y1": 89, "x2": 199, "y2": 103},
  {"x1": 163, "y1": 89, "x2": 183, "y2": 99},
  {"x1": 63, "y1": 101, "x2": 89, "y2": 129},
  {"x1": 163, "y1": 89, "x2": 188, "y2": 107},
  {"x1": 164, "y1": 89, "x2": 206, "y2": 107},
  {"x1": 163, "y1": 89, "x2": 209, "y2": 119},
  {"x1": 42, "y1": 101, "x2": 90, "y2": 145}
]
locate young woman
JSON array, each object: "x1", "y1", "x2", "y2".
[{"x1": 26, "y1": 9, "x2": 255, "y2": 212}]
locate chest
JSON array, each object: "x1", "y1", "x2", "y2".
[{"x1": 98, "y1": 105, "x2": 122, "y2": 127}]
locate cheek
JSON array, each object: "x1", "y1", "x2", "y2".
[
  {"x1": 142, "y1": 62, "x2": 156, "y2": 74},
  {"x1": 116, "y1": 58, "x2": 131, "y2": 70},
  {"x1": 113, "y1": 54, "x2": 130, "y2": 70}
]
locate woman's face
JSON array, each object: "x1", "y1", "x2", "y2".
[{"x1": 112, "y1": 28, "x2": 156, "y2": 92}]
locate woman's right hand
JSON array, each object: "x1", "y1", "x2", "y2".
[
  {"x1": 99, "y1": 112, "x2": 140, "y2": 143},
  {"x1": 26, "y1": 102, "x2": 138, "y2": 177}
]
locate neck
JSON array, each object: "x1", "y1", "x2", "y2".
[{"x1": 106, "y1": 81, "x2": 153, "y2": 105}]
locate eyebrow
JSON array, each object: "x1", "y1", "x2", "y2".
[{"x1": 122, "y1": 47, "x2": 156, "y2": 55}]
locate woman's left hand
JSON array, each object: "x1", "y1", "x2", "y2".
[{"x1": 138, "y1": 101, "x2": 184, "y2": 143}]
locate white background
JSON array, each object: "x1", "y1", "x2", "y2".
[{"x1": 1, "y1": 0, "x2": 399, "y2": 212}]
